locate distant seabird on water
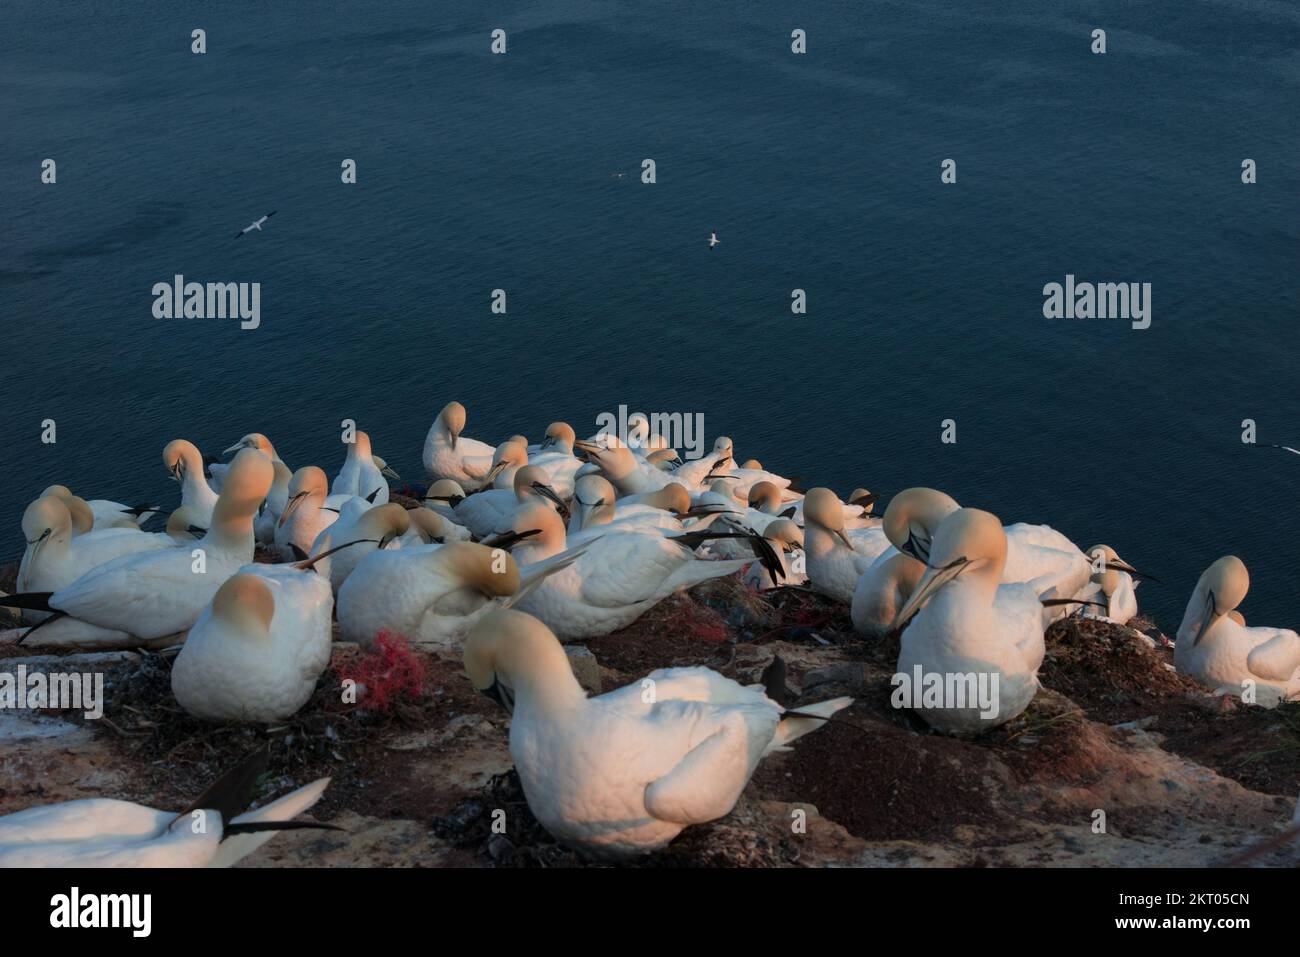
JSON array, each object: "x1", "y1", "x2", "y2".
[{"x1": 235, "y1": 211, "x2": 276, "y2": 238}]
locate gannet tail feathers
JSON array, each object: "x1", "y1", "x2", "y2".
[
  {"x1": 767, "y1": 696, "x2": 854, "y2": 755},
  {"x1": 669, "y1": 530, "x2": 783, "y2": 581},
  {"x1": 0, "y1": 591, "x2": 55, "y2": 611}
]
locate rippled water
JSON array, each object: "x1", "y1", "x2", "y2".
[{"x1": 2, "y1": 0, "x2": 1298, "y2": 629}]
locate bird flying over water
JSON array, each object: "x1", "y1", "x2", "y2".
[
  {"x1": 708, "y1": 231, "x2": 720, "y2": 249},
  {"x1": 235, "y1": 211, "x2": 276, "y2": 238}
]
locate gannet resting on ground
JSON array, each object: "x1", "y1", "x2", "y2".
[
  {"x1": 423, "y1": 401, "x2": 498, "y2": 485},
  {"x1": 1077, "y1": 545, "x2": 1145, "y2": 626},
  {"x1": 743, "y1": 519, "x2": 806, "y2": 590},
  {"x1": 0, "y1": 748, "x2": 330, "y2": 867},
  {"x1": 254, "y1": 459, "x2": 293, "y2": 546},
  {"x1": 463, "y1": 608, "x2": 850, "y2": 859},
  {"x1": 338, "y1": 542, "x2": 535, "y2": 649},
  {"x1": 163, "y1": 439, "x2": 219, "y2": 527},
  {"x1": 891, "y1": 508, "x2": 1049, "y2": 734},
  {"x1": 567, "y1": 475, "x2": 686, "y2": 537},
  {"x1": 0, "y1": 450, "x2": 274, "y2": 649},
  {"x1": 235, "y1": 210, "x2": 276, "y2": 238},
  {"x1": 646, "y1": 448, "x2": 682, "y2": 471},
  {"x1": 42, "y1": 485, "x2": 158, "y2": 531},
  {"x1": 671, "y1": 437, "x2": 734, "y2": 488},
  {"x1": 851, "y1": 487, "x2": 958, "y2": 636},
  {"x1": 479, "y1": 439, "x2": 530, "y2": 493},
  {"x1": 528, "y1": 422, "x2": 582, "y2": 497},
  {"x1": 1174, "y1": 556, "x2": 1300, "y2": 707},
  {"x1": 208, "y1": 433, "x2": 283, "y2": 493},
  {"x1": 308, "y1": 501, "x2": 410, "y2": 592},
  {"x1": 802, "y1": 488, "x2": 891, "y2": 603},
  {"x1": 165, "y1": 505, "x2": 209, "y2": 542},
  {"x1": 172, "y1": 568, "x2": 333, "y2": 722},
  {"x1": 422, "y1": 480, "x2": 473, "y2": 540},
  {"x1": 331, "y1": 430, "x2": 389, "y2": 504},
  {"x1": 16, "y1": 496, "x2": 174, "y2": 618},
  {"x1": 501, "y1": 501, "x2": 779, "y2": 640},
  {"x1": 574, "y1": 439, "x2": 677, "y2": 495},
  {"x1": 275, "y1": 466, "x2": 338, "y2": 561},
  {"x1": 453, "y1": 465, "x2": 568, "y2": 540}
]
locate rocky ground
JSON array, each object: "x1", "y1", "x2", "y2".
[{"x1": 1, "y1": 567, "x2": 1297, "y2": 868}]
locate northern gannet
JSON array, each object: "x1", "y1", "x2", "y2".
[
  {"x1": 568, "y1": 475, "x2": 686, "y2": 537},
  {"x1": 172, "y1": 568, "x2": 333, "y2": 722},
  {"x1": 234, "y1": 211, "x2": 276, "y2": 238},
  {"x1": 0, "y1": 748, "x2": 331, "y2": 867},
  {"x1": 422, "y1": 479, "x2": 473, "y2": 540},
  {"x1": 423, "y1": 401, "x2": 498, "y2": 485},
  {"x1": 331, "y1": 430, "x2": 389, "y2": 504},
  {"x1": 891, "y1": 508, "x2": 1048, "y2": 734},
  {"x1": 275, "y1": 466, "x2": 338, "y2": 561},
  {"x1": 42, "y1": 485, "x2": 159, "y2": 531},
  {"x1": 254, "y1": 459, "x2": 293, "y2": 546},
  {"x1": 208, "y1": 432, "x2": 282, "y2": 493},
  {"x1": 309, "y1": 501, "x2": 409, "y2": 592},
  {"x1": 0, "y1": 449, "x2": 274, "y2": 649},
  {"x1": 573, "y1": 439, "x2": 677, "y2": 495},
  {"x1": 802, "y1": 488, "x2": 891, "y2": 603},
  {"x1": 463, "y1": 608, "x2": 851, "y2": 858},
  {"x1": 501, "y1": 501, "x2": 778, "y2": 639},
  {"x1": 708, "y1": 231, "x2": 720, "y2": 248},
  {"x1": 453, "y1": 464, "x2": 567, "y2": 540},
  {"x1": 163, "y1": 439, "x2": 219, "y2": 527},
  {"x1": 1174, "y1": 556, "x2": 1300, "y2": 706},
  {"x1": 528, "y1": 422, "x2": 582, "y2": 497},
  {"x1": 743, "y1": 519, "x2": 806, "y2": 590}
]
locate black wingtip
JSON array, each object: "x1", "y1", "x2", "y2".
[
  {"x1": 761, "y1": 654, "x2": 792, "y2": 707},
  {"x1": 172, "y1": 746, "x2": 271, "y2": 829}
]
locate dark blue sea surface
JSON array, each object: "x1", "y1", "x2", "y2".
[{"x1": 2, "y1": 0, "x2": 1298, "y2": 629}]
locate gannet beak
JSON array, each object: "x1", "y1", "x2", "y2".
[
  {"x1": 169, "y1": 462, "x2": 183, "y2": 482},
  {"x1": 480, "y1": 529, "x2": 541, "y2": 550},
  {"x1": 381, "y1": 465, "x2": 402, "y2": 481},
  {"x1": 1191, "y1": 590, "x2": 1218, "y2": 647},
  {"x1": 575, "y1": 497, "x2": 603, "y2": 531},
  {"x1": 480, "y1": 677, "x2": 515, "y2": 714},
  {"x1": 221, "y1": 442, "x2": 244, "y2": 458},
  {"x1": 1107, "y1": 560, "x2": 1161, "y2": 584},
  {"x1": 278, "y1": 491, "x2": 308, "y2": 527},
  {"x1": 891, "y1": 556, "x2": 970, "y2": 631},
  {"x1": 541, "y1": 436, "x2": 555, "y2": 450},
  {"x1": 530, "y1": 482, "x2": 570, "y2": 521},
  {"x1": 900, "y1": 527, "x2": 931, "y2": 564},
  {"x1": 852, "y1": 492, "x2": 880, "y2": 512},
  {"x1": 450, "y1": 431, "x2": 459, "y2": 451},
  {"x1": 835, "y1": 528, "x2": 854, "y2": 550}
]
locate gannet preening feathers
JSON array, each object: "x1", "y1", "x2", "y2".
[
  {"x1": 1, "y1": 449, "x2": 274, "y2": 649},
  {"x1": 164, "y1": 439, "x2": 220, "y2": 526},
  {"x1": 1174, "y1": 556, "x2": 1300, "y2": 706},
  {"x1": 463, "y1": 608, "x2": 851, "y2": 859},
  {"x1": 172, "y1": 569, "x2": 333, "y2": 723},
  {"x1": 423, "y1": 401, "x2": 498, "y2": 485},
  {"x1": 0, "y1": 748, "x2": 333, "y2": 867},
  {"x1": 454, "y1": 464, "x2": 567, "y2": 540}
]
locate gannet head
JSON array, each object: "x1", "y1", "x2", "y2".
[
  {"x1": 1188, "y1": 555, "x2": 1249, "y2": 647},
  {"x1": 163, "y1": 439, "x2": 203, "y2": 482},
  {"x1": 22, "y1": 496, "x2": 70, "y2": 558},
  {"x1": 892, "y1": 508, "x2": 1007, "y2": 631},
  {"x1": 211, "y1": 574, "x2": 275, "y2": 638},
  {"x1": 645, "y1": 448, "x2": 681, "y2": 471},
  {"x1": 463, "y1": 608, "x2": 576, "y2": 714},
  {"x1": 882, "y1": 487, "x2": 960, "y2": 562},
  {"x1": 513, "y1": 465, "x2": 567, "y2": 514},
  {"x1": 1085, "y1": 543, "x2": 1151, "y2": 582},
  {"x1": 573, "y1": 474, "x2": 616, "y2": 530},
  {"x1": 803, "y1": 488, "x2": 852, "y2": 548},
  {"x1": 645, "y1": 481, "x2": 690, "y2": 515},
  {"x1": 358, "y1": 503, "x2": 411, "y2": 548},
  {"x1": 439, "y1": 541, "x2": 520, "y2": 599},
  {"x1": 748, "y1": 481, "x2": 781, "y2": 513},
  {"x1": 573, "y1": 439, "x2": 636, "y2": 481},
  {"x1": 372, "y1": 454, "x2": 401, "y2": 481},
  {"x1": 848, "y1": 488, "x2": 878, "y2": 515},
  {"x1": 223, "y1": 432, "x2": 275, "y2": 459},
  {"x1": 426, "y1": 479, "x2": 466, "y2": 508},
  {"x1": 740, "y1": 458, "x2": 762, "y2": 470},
  {"x1": 165, "y1": 505, "x2": 206, "y2": 541},
  {"x1": 713, "y1": 436, "x2": 734, "y2": 458},
  {"x1": 278, "y1": 465, "x2": 326, "y2": 527},
  {"x1": 483, "y1": 439, "x2": 528, "y2": 487},
  {"x1": 40, "y1": 486, "x2": 95, "y2": 534},
  {"x1": 503, "y1": 500, "x2": 566, "y2": 553},
  {"x1": 764, "y1": 518, "x2": 803, "y2": 552},
  {"x1": 541, "y1": 421, "x2": 576, "y2": 453},
  {"x1": 439, "y1": 401, "x2": 467, "y2": 449},
  {"x1": 406, "y1": 508, "x2": 445, "y2": 544},
  {"x1": 708, "y1": 478, "x2": 742, "y2": 501},
  {"x1": 212, "y1": 449, "x2": 275, "y2": 534}
]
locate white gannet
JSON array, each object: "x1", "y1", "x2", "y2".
[
  {"x1": 851, "y1": 487, "x2": 959, "y2": 637},
  {"x1": 16, "y1": 496, "x2": 175, "y2": 617},
  {"x1": 463, "y1": 608, "x2": 851, "y2": 859},
  {"x1": 254, "y1": 458, "x2": 293, "y2": 546},
  {"x1": 0, "y1": 749, "x2": 330, "y2": 867},
  {"x1": 172, "y1": 568, "x2": 333, "y2": 723},
  {"x1": 422, "y1": 479, "x2": 473, "y2": 540},
  {"x1": 568, "y1": 475, "x2": 686, "y2": 537},
  {"x1": 42, "y1": 485, "x2": 158, "y2": 531},
  {"x1": 453, "y1": 464, "x2": 568, "y2": 539},
  {"x1": 573, "y1": 439, "x2": 677, "y2": 495},
  {"x1": 208, "y1": 432, "x2": 282, "y2": 493},
  {"x1": 331, "y1": 430, "x2": 389, "y2": 504},
  {"x1": 1077, "y1": 545, "x2": 1148, "y2": 626},
  {"x1": 502, "y1": 500, "x2": 778, "y2": 639},
  {"x1": 423, "y1": 401, "x2": 499, "y2": 485},
  {"x1": 802, "y1": 488, "x2": 891, "y2": 603},
  {"x1": 163, "y1": 439, "x2": 219, "y2": 527},
  {"x1": 337, "y1": 541, "x2": 524, "y2": 649},
  {"x1": 165, "y1": 505, "x2": 209, "y2": 542},
  {"x1": 528, "y1": 422, "x2": 582, "y2": 497},
  {"x1": 1174, "y1": 556, "x2": 1300, "y2": 706},
  {"x1": 234, "y1": 210, "x2": 276, "y2": 239},
  {"x1": 743, "y1": 519, "x2": 806, "y2": 590},
  {"x1": 0, "y1": 449, "x2": 274, "y2": 649},
  {"x1": 275, "y1": 466, "x2": 338, "y2": 561},
  {"x1": 671, "y1": 437, "x2": 734, "y2": 488},
  {"x1": 891, "y1": 508, "x2": 1048, "y2": 734},
  {"x1": 309, "y1": 502, "x2": 410, "y2": 593},
  {"x1": 708, "y1": 231, "x2": 720, "y2": 249}
]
